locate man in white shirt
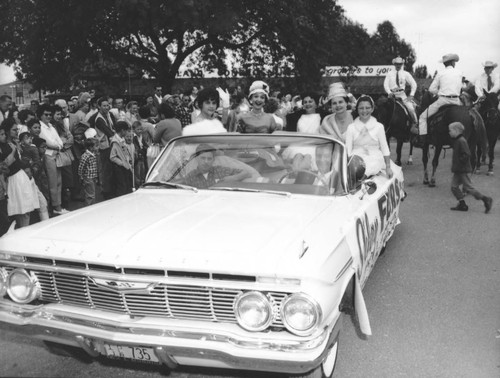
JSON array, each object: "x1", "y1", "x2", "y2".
[
  {"x1": 474, "y1": 61, "x2": 500, "y2": 100},
  {"x1": 418, "y1": 53, "x2": 462, "y2": 137},
  {"x1": 54, "y1": 99, "x2": 70, "y2": 131},
  {"x1": 384, "y1": 56, "x2": 418, "y2": 127},
  {"x1": 0, "y1": 95, "x2": 13, "y2": 124},
  {"x1": 109, "y1": 97, "x2": 126, "y2": 121},
  {"x1": 37, "y1": 104, "x2": 69, "y2": 215},
  {"x1": 153, "y1": 86, "x2": 163, "y2": 109}
]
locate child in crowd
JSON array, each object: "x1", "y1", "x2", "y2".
[
  {"x1": 131, "y1": 121, "x2": 147, "y2": 187},
  {"x1": 124, "y1": 129, "x2": 136, "y2": 189},
  {"x1": 110, "y1": 121, "x2": 134, "y2": 196},
  {"x1": 32, "y1": 137, "x2": 50, "y2": 203},
  {"x1": 27, "y1": 118, "x2": 41, "y2": 138},
  {"x1": 19, "y1": 132, "x2": 41, "y2": 178},
  {"x1": 449, "y1": 122, "x2": 493, "y2": 213},
  {"x1": 19, "y1": 132, "x2": 49, "y2": 221},
  {"x1": 78, "y1": 138, "x2": 99, "y2": 206}
]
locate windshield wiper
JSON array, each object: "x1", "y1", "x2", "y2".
[
  {"x1": 208, "y1": 187, "x2": 291, "y2": 197},
  {"x1": 141, "y1": 181, "x2": 198, "y2": 192}
]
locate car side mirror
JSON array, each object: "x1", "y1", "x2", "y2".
[
  {"x1": 364, "y1": 180, "x2": 377, "y2": 194},
  {"x1": 347, "y1": 155, "x2": 366, "y2": 192}
]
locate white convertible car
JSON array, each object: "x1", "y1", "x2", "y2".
[{"x1": 0, "y1": 134, "x2": 404, "y2": 377}]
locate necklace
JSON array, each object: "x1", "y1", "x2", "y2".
[{"x1": 251, "y1": 109, "x2": 264, "y2": 117}]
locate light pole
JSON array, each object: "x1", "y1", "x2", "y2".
[
  {"x1": 9, "y1": 85, "x2": 15, "y2": 103},
  {"x1": 126, "y1": 68, "x2": 132, "y2": 99}
]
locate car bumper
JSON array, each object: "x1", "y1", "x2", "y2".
[{"x1": 0, "y1": 301, "x2": 341, "y2": 374}]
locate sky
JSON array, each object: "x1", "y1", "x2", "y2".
[
  {"x1": 337, "y1": 0, "x2": 500, "y2": 81},
  {"x1": 1, "y1": 0, "x2": 500, "y2": 85}
]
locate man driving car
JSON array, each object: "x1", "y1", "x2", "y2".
[{"x1": 184, "y1": 144, "x2": 250, "y2": 189}]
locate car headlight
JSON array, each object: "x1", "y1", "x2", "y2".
[
  {"x1": 234, "y1": 291, "x2": 273, "y2": 332},
  {"x1": 0, "y1": 268, "x2": 7, "y2": 297},
  {"x1": 281, "y1": 293, "x2": 322, "y2": 336},
  {"x1": 6, "y1": 269, "x2": 39, "y2": 303}
]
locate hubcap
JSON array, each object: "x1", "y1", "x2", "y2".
[{"x1": 321, "y1": 341, "x2": 338, "y2": 377}]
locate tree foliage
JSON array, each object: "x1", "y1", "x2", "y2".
[
  {"x1": 0, "y1": 1, "x2": 416, "y2": 92},
  {"x1": 358, "y1": 21, "x2": 416, "y2": 72},
  {"x1": 0, "y1": 0, "x2": 354, "y2": 91},
  {"x1": 414, "y1": 65, "x2": 430, "y2": 79}
]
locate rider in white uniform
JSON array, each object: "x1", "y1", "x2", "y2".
[
  {"x1": 383, "y1": 56, "x2": 418, "y2": 127},
  {"x1": 418, "y1": 53, "x2": 462, "y2": 137},
  {"x1": 474, "y1": 61, "x2": 500, "y2": 100}
]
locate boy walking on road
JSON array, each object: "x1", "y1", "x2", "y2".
[{"x1": 449, "y1": 122, "x2": 493, "y2": 213}]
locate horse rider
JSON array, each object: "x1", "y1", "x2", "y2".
[
  {"x1": 474, "y1": 61, "x2": 500, "y2": 100},
  {"x1": 417, "y1": 53, "x2": 462, "y2": 141},
  {"x1": 383, "y1": 56, "x2": 418, "y2": 129}
]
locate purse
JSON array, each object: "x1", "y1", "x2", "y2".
[{"x1": 55, "y1": 149, "x2": 74, "y2": 167}]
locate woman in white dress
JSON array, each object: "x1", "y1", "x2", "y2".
[
  {"x1": 345, "y1": 95, "x2": 393, "y2": 178},
  {"x1": 320, "y1": 83, "x2": 354, "y2": 143},
  {"x1": 0, "y1": 118, "x2": 40, "y2": 228},
  {"x1": 286, "y1": 92, "x2": 326, "y2": 134}
]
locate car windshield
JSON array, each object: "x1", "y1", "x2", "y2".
[{"x1": 146, "y1": 134, "x2": 346, "y2": 196}]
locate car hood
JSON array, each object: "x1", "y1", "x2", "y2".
[{"x1": 1, "y1": 190, "x2": 353, "y2": 278}]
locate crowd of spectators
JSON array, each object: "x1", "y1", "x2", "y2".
[{"x1": 0, "y1": 81, "x2": 360, "y2": 236}]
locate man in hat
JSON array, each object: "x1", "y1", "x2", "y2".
[
  {"x1": 474, "y1": 61, "x2": 499, "y2": 100},
  {"x1": 417, "y1": 53, "x2": 462, "y2": 139},
  {"x1": 384, "y1": 57, "x2": 418, "y2": 127}
]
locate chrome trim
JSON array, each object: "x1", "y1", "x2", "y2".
[
  {"x1": 233, "y1": 291, "x2": 273, "y2": 332},
  {"x1": 0, "y1": 268, "x2": 7, "y2": 297},
  {"x1": 0, "y1": 265, "x2": 289, "y2": 327},
  {"x1": 281, "y1": 293, "x2": 322, "y2": 336},
  {"x1": 75, "y1": 335, "x2": 100, "y2": 357},
  {"x1": 335, "y1": 257, "x2": 353, "y2": 282},
  {"x1": 154, "y1": 346, "x2": 178, "y2": 369},
  {"x1": 0, "y1": 301, "x2": 342, "y2": 374},
  {"x1": 6, "y1": 269, "x2": 40, "y2": 304},
  {"x1": 89, "y1": 277, "x2": 159, "y2": 294}
]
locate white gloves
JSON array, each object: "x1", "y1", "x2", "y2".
[{"x1": 216, "y1": 87, "x2": 230, "y2": 108}]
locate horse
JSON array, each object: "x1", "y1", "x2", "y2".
[
  {"x1": 419, "y1": 90, "x2": 480, "y2": 187},
  {"x1": 476, "y1": 91, "x2": 500, "y2": 175},
  {"x1": 375, "y1": 96, "x2": 415, "y2": 166}
]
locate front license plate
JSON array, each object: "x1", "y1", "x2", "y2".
[{"x1": 101, "y1": 343, "x2": 159, "y2": 363}]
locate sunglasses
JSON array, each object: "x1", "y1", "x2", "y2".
[{"x1": 43, "y1": 112, "x2": 52, "y2": 116}]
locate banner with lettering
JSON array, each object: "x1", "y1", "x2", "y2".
[{"x1": 323, "y1": 66, "x2": 394, "y2": 77}]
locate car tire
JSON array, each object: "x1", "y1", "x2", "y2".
[{"x1": 290, "y1": 340, "x2": 339, "y2": 378}]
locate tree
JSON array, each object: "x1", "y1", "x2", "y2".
[
  {"x1": 414, "y1": 65, "x2": 430, "y2": 79},
  {"x1": 361, "y1": 21, "x2": 416, "y2": 72},
  {"x1": 0, "y1": 0, "x2": 357, "y2": 92}
]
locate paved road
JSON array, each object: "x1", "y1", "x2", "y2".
[{"x1": 1, "y1": 142, "x2": 499, "y2": 378}]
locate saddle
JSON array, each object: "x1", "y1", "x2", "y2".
[
  {"x1": 428, "y1": 105, "x2": 457, "y2": 132},
  {"x1": 394, "y1": 98, "x2": 410, "y2": 119}
]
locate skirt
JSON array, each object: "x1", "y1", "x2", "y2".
[{"x1": 7, "y1": 170, "x2": 40, "y2": 216}]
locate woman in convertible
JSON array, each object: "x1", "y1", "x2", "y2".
[
  {"x1": 237, "y1": 81, "x2": 277, "y2": 134},
  {"x1": 345, "y1": 95, "x2": 393, "y2": 178},
  {"x1": 319, "y1": 83, "x2": 354, "y2": 143},
  {"x1": 183, "y1": 87, "x2": 228, "y2": 136}
]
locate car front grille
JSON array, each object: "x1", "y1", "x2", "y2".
[{"x1": 30, "y1": 271, "x2": 287, "y2": 327}]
